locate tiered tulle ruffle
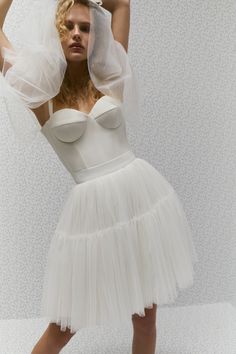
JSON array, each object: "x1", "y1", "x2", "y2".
[{"x1": 40, "y1": 157, "x2": 198, "y2": 333}]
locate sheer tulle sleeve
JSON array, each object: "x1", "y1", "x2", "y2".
[
  {"x1": 0, "y1": 0, "x2": 67, "y2": 149},
  {"x1": 87, "y1": 2, "x2": 142, "y2": 129},
  {"x1": 1, "y1": 44, "x2": 67, "y2": 109}
]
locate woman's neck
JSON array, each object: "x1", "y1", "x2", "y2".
[{"x1": 67, "y1": 60, "x2": 89, "y2": 87}]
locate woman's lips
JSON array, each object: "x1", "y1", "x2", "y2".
[
  {"x1": 69, "y1": 42, "x2": 84, "y2": 48},
  {"x1": 70, "y1": 46, "x2": 84, "y2": 51}
]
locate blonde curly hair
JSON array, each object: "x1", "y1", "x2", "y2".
[{"x1": 54, "y1": 0, "x2": 103, "y2": 107}]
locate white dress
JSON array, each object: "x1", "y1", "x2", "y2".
[{"x1": 39, "y1": 94, "x2": 198, "y2": 333}]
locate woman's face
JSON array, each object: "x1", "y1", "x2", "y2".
[{"x1": 61, "y1": 4, "x2": 91, "y2": 62}]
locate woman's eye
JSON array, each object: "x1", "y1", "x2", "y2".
[
  {"x1": 81, "y1": 26, "x2": 90, "y2": 32},
  {"x1": 65, "y1": 23, "x2": 90, "y2": 32},
  {"x1": 65, "y1": 23, "x2": 73, "y2": 30}
]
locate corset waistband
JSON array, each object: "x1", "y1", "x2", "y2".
[{"x1": 72, "y1": 150, "x2": 136, "y2": 184}]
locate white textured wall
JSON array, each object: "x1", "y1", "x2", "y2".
[{"x1": 0, "y1": 0, "x2": 235, "y2": 321}]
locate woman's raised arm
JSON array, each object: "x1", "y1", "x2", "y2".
[
  {"x1": 101, "y1": 0, "x2": 130, "y2": 52},
  {"x1": 0, "y1": 0, "x2": 13, "y2": 27},
  {"x1": 0, "y1": 0, "x2": 14, "y2": 72}
]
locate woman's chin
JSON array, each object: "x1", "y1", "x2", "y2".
[{"x1": 66, "y1": 55, "x2": 87, "y2": 63}]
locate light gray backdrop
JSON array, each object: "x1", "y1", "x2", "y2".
[{"x1": 0, "y1": 0, "x2": 235, "y2": 322}]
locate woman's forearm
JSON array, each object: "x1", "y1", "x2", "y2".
[
  {"x1": 101, "y1": 0, "x2": 130, "y2": 14},
  {"x1": 0, "y1": 0, "x2": 13, "y2": 28}
]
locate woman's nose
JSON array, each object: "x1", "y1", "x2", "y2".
[{"x1": 72, "y1": 25, "x2": 81, "y2": 38}]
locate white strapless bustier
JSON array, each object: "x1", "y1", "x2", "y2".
[{"x1": 41, "y1": 95, "x2": 136, "y2": 183}]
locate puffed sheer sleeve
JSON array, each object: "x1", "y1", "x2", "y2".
[
  {"x1": 87, "y1": 2, "x2": 142, "y2": 129},
  {"x1": 0, "y1": 0, "x2": 67, "y2": 149}
]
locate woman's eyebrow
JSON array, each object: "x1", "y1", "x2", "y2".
[{"x1": 65, "y1": 19, "x2": 90, "y2": 25}]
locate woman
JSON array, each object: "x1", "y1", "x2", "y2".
[{"x1": 0, "y1": 1, "x2": 198, "y2": 353}]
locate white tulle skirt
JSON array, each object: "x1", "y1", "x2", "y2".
[{"x1": 40, "y1": 155, "x2": 198, "y2": 334}]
